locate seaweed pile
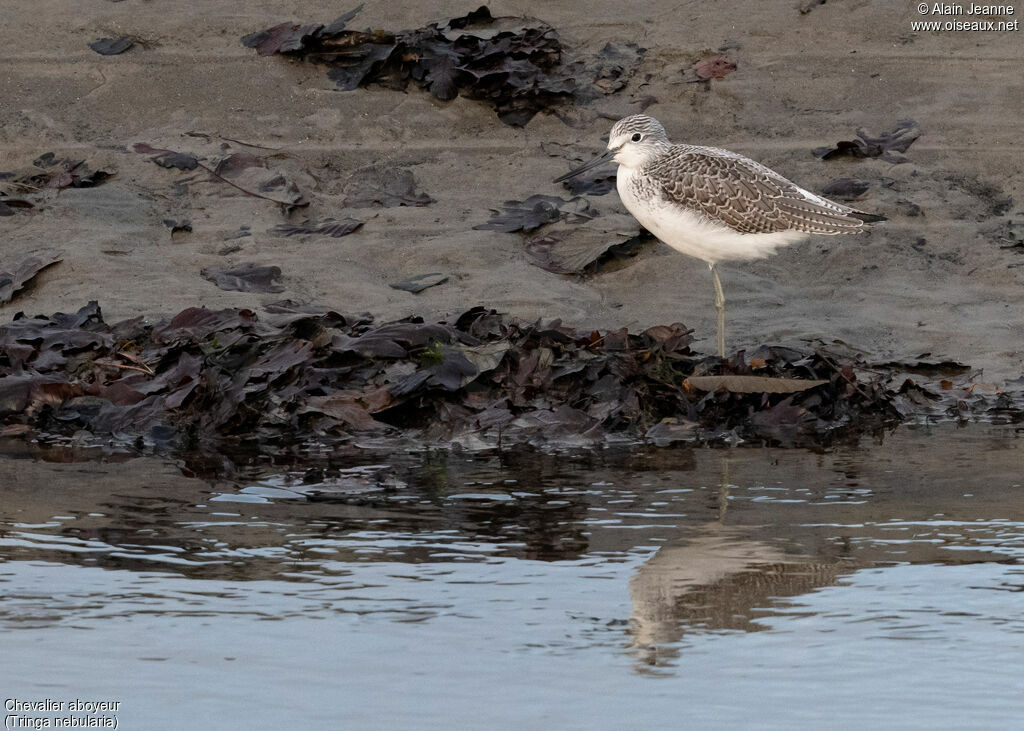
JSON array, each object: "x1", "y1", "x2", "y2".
[
  {"x1": 242, "y1": 6, "x2": 642, "y2": 126},
  {"x1": 1, "y1": 153, "x2": 114, "y2": 216},
  {"x1": 4, "y1": 301, "x2": 1012, "y2": 453},
  {"x1": 813, "y1": 120, "x2": 921, "y2": 163}
]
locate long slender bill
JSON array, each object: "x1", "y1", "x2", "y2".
[{"x1": 552, "y1": 149, "x2": 616, "y2": 183}]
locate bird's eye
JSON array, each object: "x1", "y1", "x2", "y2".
[{"x1": 631, "y1": 133, "x2": 643, "y2": 142}]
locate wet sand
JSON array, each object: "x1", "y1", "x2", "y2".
[{"x1": 2, "y1": 1, "x2": 1022, "y2": 380}]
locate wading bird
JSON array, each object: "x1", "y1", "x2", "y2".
[{"x1": 554, "y1": 114, "x2": 879, "y2": 356}]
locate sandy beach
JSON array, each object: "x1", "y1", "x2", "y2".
[{"x1": 2, "y1": 0, "x2": 1021, "y2": 380}]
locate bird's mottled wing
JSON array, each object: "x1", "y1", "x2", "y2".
[{"x1": 643, "y1": 146, "x2": 865, "y2": 235}]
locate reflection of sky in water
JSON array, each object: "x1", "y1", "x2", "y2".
[{"x1": 1, "y1": 424, "x2": 1023, "y2": 728}]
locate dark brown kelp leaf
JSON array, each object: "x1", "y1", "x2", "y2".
[
  {"x1": 814, "y1": 120, "x2": 921, "y2": 163},
  {"x1": 323, "y1": 4, "x2": 366, "y2": 34},
  {"x1": 247, "y1": 339, "x2": 315, "y2": 377},
  {"x1": 301, "y1": 392, "x2": 387, "y2": 431},
  {"x1": 524, "y1": 230, "x2": 592, "y2": 275},
  {"x1": 454, "y1": 342, "x2": 509, "y2": 377},
  {"x1": 524, "y1": 227, "x2": 653, "y2": 275},
  {"x1": 213, "y1": 152, "x2": 263, "y2": 177},
  {"x1": 475, "y1": 195, "x2": 597, "y2": 233},
  {"x1": 89, "y1": 37, "x2": 134, "y2": 55},
  {"x1": 331, "y1": 332, "x2": 405, "y2": 360},
  {"x1": 424, "y1": 54, "x2": 461, "y2": 101},
  {"x1": 595, "y1": 233, "x2": 655, "y2": 271},
  {"x1": 0, "y1": 251, "x2": 63, "y2": 304},
  {"x1": 241, "y1": 5, "x2": 365, "y2": 55},
  {"x1": 46, "y1": 164, "x2": 113, "y2": 189},
  {"x1": 0, "y1": 375, "x2": 86, "y2": 416},
  {"x1": 157, "y1": 307, "x2": 257, "y2": 340},
  {"x1": 242, "y1": 23, "x2": 325, "y2": 56},
  {"x1": 389, "y1": 273, "x2": 449, "y2": 293},
  {"x1": 476, "y1": 196, "x2": 562, "y2": 233},
  {"x1": 135, "y1": 144, "x2": 307, "y2": 210},
  {"x1": 258, "y1": 301, "x2": 353, "y2": 334},
  {"x1": 14, "y1": 155, "x2": 114, "y2": 190},
  {"x1": 332, "y1": 321, "x2": 459, "y2": 359},
  {"x1": 201, "y1": 263, "x2": 285, "y2": 293},
  {"x1": 874, "y1": 358, "x2": 971, "y2": 376},
  {"x1": 426, "y1": 348, "x2": 478, "y2": 390},
  {"x1": 325, "y1": 37, "x2": 399, "y2": 91},
  {"x1": 133, "y1": 143, "x2": 200, "y2": 171},
  {"x1": 271, "y1": 217, "x2": 363, "y2": 238},
  {"x1": 210, "y1": 152, "x2": 307, "y2": 209},
  {"x1": 443, "y1": 5, "x2": 495, "y2": 30},
  {"x1": 561, "y1": 168, "x2": 616, "y2": 196}
]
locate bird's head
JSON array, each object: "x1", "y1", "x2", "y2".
[
  {"x1": 553, "y1": 114, "x2": 670, "y2": 183},
  {"x1": 606, "y1": 114, "x2": 670, "y2": 169}
]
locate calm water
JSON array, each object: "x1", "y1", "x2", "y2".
[{"x1": 2, "y1": 424, "x2": 1023, "y2": 729}]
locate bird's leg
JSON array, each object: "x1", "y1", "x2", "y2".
[{"x1": 709, "y1": 263, "x2": 726, "y2": 357}]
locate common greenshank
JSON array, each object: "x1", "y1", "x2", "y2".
[{"x1": 554, "y1": 114, "x2": 879, "y2": 357}]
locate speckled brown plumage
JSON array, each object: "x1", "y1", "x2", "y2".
[{"x1": 638, "y1": 145, "x2": 867, "y2": 235}]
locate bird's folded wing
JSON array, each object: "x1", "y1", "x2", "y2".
[{"x1": 645, "y1": 146, "x2": 866, "y2": 235}]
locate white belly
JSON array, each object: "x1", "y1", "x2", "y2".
[{"x1": 616, "y1": 167, "x2": 806, "y2": 265}]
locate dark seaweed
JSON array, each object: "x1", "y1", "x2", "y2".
[
  {"x1": 242, "y1": 6, "x2": 643, "y2": 126},
  {"x1": 200, "y1": 264, "x2": 285, "y2": 293},
  {"x1": 474, "y1": 194, "x2": 597, "y2": 233},
  {"x1": 561, "y1": 168, "x2": 617, "y2": 196},
  {"x1": 390, "y1": 273, "x2": 449, "y2": 293},
  {"x1": 13, "y1": 154, "x2": 115, "y2": 189},
  {"x1": 133, "y1": 143, "x2": 199, "y2": 171},
  {"x1": 2, "y1": 302, "x2": 1008, "y2": 452},
  {"x1": 271, "y1": 218, "x2": 363, "y2": 238},
  {"x1": 134, "y1": 144, "x2": 307, "y2": 212},
  {"x1": 814, "y1": 120, "x2": 921, "y2": 163},
  {"x1": 0, "y1": 252, "x2": 63, "y2": 304},
  {"x1": 89, "y1": 37, "x2": 134, "y2": 55}
]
